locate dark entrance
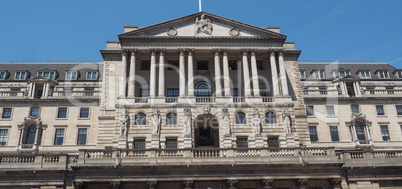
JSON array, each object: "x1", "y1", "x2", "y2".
[{"x1": 194, "y1": 114, "x2": 219, "y2": 148}]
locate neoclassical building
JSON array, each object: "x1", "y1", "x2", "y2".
[{"x1": 0, "y1": 12, "x2": 402, "y2": 189}]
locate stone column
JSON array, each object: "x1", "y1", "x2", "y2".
[
  {"x1": 270, "y1": 51, "x2": 279, "y2": 96},
  {"x1": 222, "y1": 50, "x2": 231, "y2": 97},
  {"x1": 339, "y1": 82, "x2": 346, "y2": 95},
  {"x1": 214, "y1": 50, "x2": 222, "y2": 97},
  {"x1": 355, "y1": 82, "x2": 362, "y2": 96},
  {"x1": 31, "y1": 83, "x2": 36, "y2": 98},
  {"x1": 119, "y1": 50, "x2": 128, "y2": 97},
  {"x1": 351, "y1": 125, "x2": 358, "y2": 141},
  {"x1": 179, "y1": 50, "x2": 186, "y2": 97},
  {"x1": 278, "y1": 51, "x2": 289, "y2": 96},
  {"x1": 237, "y1": 59, "x2": 243, "y2": 96},
  {"x1": 43, "y1": 83, "x2": 49, "y2": 97},
  {"x1": 250, "y1": 50, "x2": 260, "y2": 96},
  {"x1": 158, "y1": 50, "x2": 165, "y2": 97},
  {"x1": 149, "y1": 50, "x2": 157, "y2": 97},
  {"x1": 242, "y1": 51, "x2": 252, "y2": 97},
  {"x1": 353, "y1": 82, "x2": 358, "y2": 97},
  {"x1": 188, "y1": 50, "x2": 195, "y2": 97},
  {"x1": 127, "y1": 49, "x2": 137, "y2": 97},
  {"x1": 27, "y1": 83, "x2": 33, "y2": 97}
]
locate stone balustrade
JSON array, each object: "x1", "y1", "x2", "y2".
[
  {"x1": 0, "y1": 91, "x2": 26, "y2": 97},
  {"x1": 364, "y1": 89, "x2": 402, "y2": 95},
  {"x1": 302, "y1": 90, "x2": 340, "y2": 96}
]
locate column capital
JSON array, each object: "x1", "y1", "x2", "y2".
[
  {"x1": 262, "y1": 179, "x2": 274, "y2": 188},
  {"x1": 178, "y1": 48, "x2": 187, "y2": 52},
  {"x1": 110, "y1": 181, "x2": 121, "y2": 189},
  {"x1": 268, "y1": 48, "x2": 284, "y2": 52},
  {"x1": 183, "y1": 180, "x2": 194, "y2": 189},
  {"x1": 251, "y1": 51, "x2": 257, "y2": 56},
  {"x1": 330, "y1": 178, "x2": 342, "y2": 186},
  {"x1": 227, "y1": 179, "x2": 238, "y2": 188},
  {"x1": 121, "y1": 48, "x2": 130, "y2": 54},
  {"x1": 147, "y1": 180, "x2": 157, "y2": 189},
  {"x1": 186, "y1": 48, "x2": 195, "y2": 52},
  {"x1": 296, "y1": 178, "x2": 308, "y2": 187},
  {"x1": 241, "y1": 48, "x2": 257, "y2": 52},
  {"x1": 150, "y1": 48, "x2": 165, "y2": 52},
  {"x1": 129, "y1": 48, "x2": 138, "y2": 53}
]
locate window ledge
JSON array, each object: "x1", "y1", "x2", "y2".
[
  {"x1": 326, "y1": 115, "x2": 337, "y2": 118},
  {"x1": 377, "y1": 115, "x2": 388, "y2": 118},
  {"x1": 78, "y1": 118, "x2": 90, "y2": 120},
  {"x1": 0, "y1": 118, "x2": 12, "y2": 121},
  {"x1": 56, "y1": 118, "x2": 68, "y2": 120}
]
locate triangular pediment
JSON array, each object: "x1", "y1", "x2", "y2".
[{"x1": 119, "y1": 12, "x2": 286, "y2": 39}]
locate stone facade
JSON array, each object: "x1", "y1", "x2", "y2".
[{"x1": 0, "y1": 12, "x2": 402, "y2": 189}]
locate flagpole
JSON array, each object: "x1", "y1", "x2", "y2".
[{"x1": 199, "y1": 0, "x2": 202, "y2": 12}]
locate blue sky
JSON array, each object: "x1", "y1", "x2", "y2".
[{"x1": 1, "y1": 0, "x2": 401, "y2": 68}]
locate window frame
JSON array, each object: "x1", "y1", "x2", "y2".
[
  {"x1": 326, "y1": 106, "x2": 335, "y2": 116},
  {"x1": 135, "y1": 113, "x2": 146, "y2": 125},
  {"x1": 351, "y1": 105, "x2": 360, "y2": 114},
  {"x1": 30, "y1": 106, "x2": 40, "y2": 118},
  {"x1": 267, "y1": 136, "x2": 279, "y2": 147},
  {"x1": 66, "y1": 71, "x2": 78, "y2": 80},
  {"x1": 312, "y1": 70, "x2": 325, "y2": 79},
  {"x1": 86, "y1": 71, "x2": 98, "y2": 80},
  {"x1": 38, "y1": 71, "x2": 56, "y2": 79},
  {"x1": 54, "y1": 128, "x2": 65, "y2": 145},
  {"x1": 300, "y1": 70, "x2": 306, "y2": 79},
  {"x1": 165, "y1": 138, "x2": 178, "y2": 149},
  {"x1": 380, "y1": 125, "x2": 390, "y2": 141},
  {"x1": 265, "y1": 112, "x2": 276, "y2": 124},
  {"x1": 0, "y1": 71, "x2": 6, "y2": 80},
  {"x1": 308, "y1": 126, "x2": 318, "y2": 142},
  {"x1": 77, "y1": 128, "x2": 88, "y2": 145},
  {"x1": 2, "y1": 108, "x2": 13, "y2": 119},
  {"x1": 306, "y1": 106, "x2": 314, "y2": 116},
  {"x1": 133, "y1": 138, "x2": 146, "y2": 149},
  {"x1": 235, "y1": 112, "x2": 246, "y2": 125},
  {"x1": 396, "y1": 105, "x2": 402, "y2": 116},
  {"x1": 236, "y1": 137, "x2": 248, "y2": 148},
  {"x1": 166, "y1": 112, "x2": 177, "y2": 125},
  {"x1": 0, "y1": 129, "x2": 9, "y2": 146},
  {"x1": 359, "y1": 70, "x2": 371, "y2": 79},
  {"x1": 329, "y1": 126, "x2": 339, "y2": 142},
  {"x1": 79, "y1": 107, "x2": 90, "y2": 119},
  {"x1": 57, "y1": 107, "x2": 68, "y2": 119},
  {"x1": 377, "y1": 70, "x2": 389, "y2": 79},
  {"x1": 15, "y1": 71, "x2": 27, "y2": 80},
  {"x1": 376, "y1": 105, "x2": 385, "y2": 116}
]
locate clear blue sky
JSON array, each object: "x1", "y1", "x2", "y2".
[{"x1": 1, "y1": 0, "x2": 401, "y2": 68}]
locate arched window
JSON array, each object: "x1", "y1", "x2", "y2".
[
  {"x1": 235, "y1": 112, "x2": 246, "y2": 124},
  {"x1": 195, "y1": 82, "x2": 212, "y2": 97},
  {"x1": 135, "y1": 113, "x2": 146, "y2": 125},
  {"x1": 166, "y1": 112, "x2": 177, "y2": 125},
  {"x1": 265, "y1": 112, "x2": 276, "y2": 124},
  {"x1": 355, "y1": 121, "x2": 366, "y2": 140},
  {"x1": 30, "y1": 107, "x2": 40, "y2": 117},
  {"x1": 26, "y1": 124, "x2": 37, "y2": 144}
]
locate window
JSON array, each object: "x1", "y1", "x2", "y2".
[
  {"x1": 231, "y1": 89, "x2": 238, "y2": 97},
  {"x1": 267, "y1": 137, "x2": 279, "y2": 147},
  {"x1": 15, "y1": 71, "x2": 27, "y2": 80},
  {"x1": 197, "y1": 60, "x2": 208, "y2": 70},
  {"x1": 300, "y1": 70, "x2": 305, "y2": 79},
  {"x1": 133, "y1": 138, "x2": 145, "y2": 149},
  {"x1": 377, "y1": 71, "x2": 389, "y2": 79},
  {"x1": 355, "y1": 122, "x2": 366, "y2": 140},
  {"x1": 257, "y1": 60, "x2": 263, "y2": 70},
  {"x1": 57, "y1": 107, "x2": 67, "y2": 118},
  {"x1": 236, "y1": 137, "x2": 248, "y2": 148},
  {"x1": 359, "y1": 71, "x2": 370, "y2": 79},
  {"x1": 395, "y1": 71, "x2": 402, "y2": 78},
  {"x1": 396, "y1": 105, "x2": 402, "y2": 115},
  {"x1": 135, "y1": 113, "x2": 146, "y2": 125},
  {"x1": 235, "y1": 112, "x2": 246, "y2": 124},
  {"x1": 26, "y1": 125, "x2": 37, "y2": 145},
  {"x1": 351, "y1": 105, "x2": 359, "y2": 114},
  {"x1": 306, "y1": 106, "x2": 314, "y2": 116},
  {"x1": 167, "y1": 60, "x2": 179, "y2": 70},
  {"x1": 54, "y1": 129, "x2": 64, "y2": 145},
  {"x1": 312, "y1": 70, "x2": 325, "y2": 79},
  {"x1": 376, "y1": 105, "x2": 385, "y2": 115},
  {"x1": 79, "y1": 108, "x2": 89, "y2": 118},
  {"x1": 2, "y1": 108, "x2": 12, "y2": 119},
  {"x1": 229, "y1": 60, "x2": 237, "y2": 70},
  {"x1": 195, "y1": 82, "x2": 212, "y2": 97},
  {"x1": 0, "y1": 71, "x2": 6, "y2": 80},
  {"x1": 66, "y1": 71, "x2": 78, "y2": 80},
  {"x1": 141, "y1": 60, "x2": 150, "y2": 70},
  {"x1": 30, "y1": 107, "x2": 40, "y2": 117},
  {"x1": 77, "y1": 128, "x2": 87, "y2": 145},
  {"x1": 333, "y1": 70, "x2": 350, "y2": 78},
  {"x1": 308, "y1": 126, "x2": 318, "y2": 142},
  {"x1": 167, "y1": 89, "x2": 179, "y2": 97},
  {"x1": 330, "y1": 126, "x2": 339, "y2": 142},
  {"x1": 166, "y1": 112, "x2": 177, "y2": 125},
  {"x1": 265, "y1": 112, "x2": 276, "y2": 124},
  {"x1": 165, "y1": 138, "x2": 178, "y2": 149},
  {"x1": 86, "y1": 71, "x2": 98, "y2": 80},
  {"x1": 326, "y1": 106, "x2": 335, "y2": 116},
  {"x1": 140, "y1": 89, "x2": 149, "y2": 97},
  {"x1": 0, "y1": 129, "x2": 8, "y2": 146},
  {"x1": 38, "y1": 71, "x2": 56, "y2": 79},
  {"x1": 380, "y1": 125, "x2": 390, "y2": 141}
]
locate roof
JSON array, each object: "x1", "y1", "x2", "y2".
[{"x1": 0, "y1": 62, "x2": 103, "y2": 82}]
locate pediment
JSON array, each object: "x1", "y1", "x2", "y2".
[{"x1": 119, "y1": 12, "x2": 286, "y2": 39}]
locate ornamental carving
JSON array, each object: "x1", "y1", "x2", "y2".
[
  {"x1": 296, "y1": 178, "x2": 308, "y2": 186},
  {"x1": 330, "y1": 178, "x2": 343, "y2": 186},
  {"x1": 73, "y1": 181, "x2": 84, "y2": 189},
  {"x1": 110, "y1": 181, "x2": 121, "y2": 189},
  {"x1": 194, "y1": 14, "x2": 213, "y2": 36},
  {"x1": 167, "y1": 28, "x2": 178, "y2": 36},
  {"x1": 227, "y1": 179, "x2": 238, "y2": 188},
  {"x1": 229, "y1": 28, "x2": 240, "y2": 37}
]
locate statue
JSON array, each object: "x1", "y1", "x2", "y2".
[
  {"x1": 252, "y1": 108, "x2": 261, "y2": 135},
  {"x1": 183, "y1": 109, "x2": 192, "y2": 137},
  {"x1": 283, "y1": 108, "x2": 291, "y2": 134},
  {"x1": 119, "y1": 107, "x2": 129, "y2": 137},
  {"x1": 151, "y1": 109, "x2": 161, "y2": 135},
  {"x1": 221, "y1": 109, "x2": 231, "y2": 136},
  {"x1": 194, "y1": 14, "x2": 213, "y2": 36}
]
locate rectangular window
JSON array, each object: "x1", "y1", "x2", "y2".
[
  {"x1": 380, "y1": 125, "x2": 390, "y2": 141},
  {"x1": 396, "y1": 105, "x2": 402, "y2": 115},
  {"x1": 141, "y1": 60, "x2": 150, "y2": 70},
  {"x1": 197, "y1": 60, "x2": 208, "y2": 70},
  {"x1": 30, "y1": 107, "x2": 40, "y2": 117},
  {"x1": 378, "y1": 71, "x2": 389, "y2": 79},
  {"x1": 15, "y1": 71, "x2": 26, "y2": 80},
  {"x1": 313, "y1": 70, "x2": 325, "y2": 79},
  {"x1": 77, "y1": 128, "x2": 87, "y2": 145},
  {"x1": 355, "y1": 124, "x2": 366, "y2": 140},
  {"x1": 257, "y1": 60, "x2": 263, "y2": 70},
  {"x1": 376, "y1": 105, "x2": 385, "y2": 115},
  {"x1": 396, "y1": 71, "x2": 402, "y2": 78},
  {"x1": 229, "y1": 60, "x2": 237, "y2": 70},
  {"x1": 38, "y1": 71, "x2": 56, "y2": 79},
  {"x1": 0, "y1": 129, "x2": 8, "y2": 146},
  {"x1": 267, "y1": 137, "x2": 279, "y2": 147},
  {"x1": 80, "y1": 108, "x2": 89, "y2": 118},
  {"x1": 66, "y1": 71, "x2": 77, "y2": 80},
  {"x1": 134, "y1": 138, "x2": 146, "y2": 149},
  {"x1": 165, "y1": 138, "x2": 178, "y2": 149},
  {"x1": 236, "y1": 137, "x2": 248, "y2": 148},
  {"x1": 326, "y1": 106, "x2": 335, "y2": 116},
  {"x1": 359, "y1": 71, "x2": 370, "y2": 79},
  {"x1": 300, "y1": 71, "x2": 305, "y2": 79},
  {"x1": 330, "y1": 126, "x2": 339, "y2": 142},
  {"x1": 167, "y1": 89, "x2": 179, "y2": 97},
  {"x1": 54, "y1": 129, "x2": 65, "y2": 145},
  {"x1": 86, "y1": 71, "x2": 98, "y2": 80},
  {"x1": 57, "y1": 107, "x2": 67, "y2": 118},
  {"x1": 0, "y1": 72, "x2": 5, "y2": 80},
  {"x1": 2, "y1": 108, "x2": 12, "y2": 119},
  {"x1": 231, "y1": 88, "x2": 238, "y2": 97},
  {"x1": 351, "y1": 105, "x2": 359, "y2": 114},
  {"x1": 167, "y1": 60, "x2": 179, "y2": 70},
  {"x1": 308, "y1": 126, "x2": 318, "y2": 142},
  {"x1": 140, "y1": 89, "x2": 149, "y2": 97},
  {"x1": 306, "y1": 106, "x2": 314, "y2": 116}
]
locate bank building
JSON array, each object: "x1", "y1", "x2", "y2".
[{"x1": 1, "y1": 12, "x2": 402, "y2": 189}]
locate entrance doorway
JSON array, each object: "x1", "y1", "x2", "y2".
[{"x1": 194, "y1": 114, "x2": 219, "y2": 148}]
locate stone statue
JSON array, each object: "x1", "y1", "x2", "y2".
[
  {"x1": 283, "y1": 108, "x2": 291, "y2": 134},
  {"x1": 119, "y1": 107, "x2": 129, "y2": 137},
  {"x1": 252, "y1": 108, "x2": 261, "y2": 135},
  {"x1": 183, "y1": 109, "x2": 192, "y2": 137},
  {"x1": 194, "y1": 14, "x2": 213, "y2": 36},
  {"x1": 151, "y1": 109, "x2": 161, "y2": 135},
  {"x1": 221, "y1": 109, "x2": 231, "y2": 136}
]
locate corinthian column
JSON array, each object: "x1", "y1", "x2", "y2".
[
  {"x1": 270, "y1": 51, "x2": 279, "y2": 96},
  {"x1": 214, "y1": 50, "x2": 222, "y2": 97},
  {"x1": 188, "y1": 50, "x2": 195, "y2": 97},
  {"x1": 179, "y1": 50, "x2": 186, "y2": 97},
  {"x1": 127, "y1": 49, "x2": 137, "y2": 97},
  {"x1": 278, "y1": 51, "x2": 289, "y2": 96},
  {"x1": 158, "y1": 50, "x2": 165, "y2": 97},
  {"x1": 149, "y1": 50, "x2": 157, "y2": 97},
  {"x1": 250, "y1": 50, "x2": 260, "y2": 96},
  {"x1": 222, "y1": 50, "x2": 231, "y2": 97},
  {"x1": 242, "y1": 51, "x2": 252, "y2": 97},
  {"x1": 119, "y1": 50, "x2": 128, "y2": 97}
]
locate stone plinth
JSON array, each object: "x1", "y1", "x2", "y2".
[{"x1": 151, "y1": 135, "x2": 160, "y2": 149}]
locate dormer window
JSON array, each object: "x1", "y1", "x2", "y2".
[
  {"x1": 300, "y1": 70, "x2": 306, "y2": 79},
  {"x1": 377, "y1": 70, "x2": 389, "y2": 79},
  {"x1": 395, "y1": 71, "x2": 402, "y2": 79},
  {"x1": 86, "y1": 71, "x2": 98, "y2": 80},
  {"x1": 66, "y1": 71, "x2": 78, "y2": 80},
  {"x1": 333, "y1": 70, "x2": 350, "y2": 78},
  {"x1": 15, "y1": 71, "x2": 27, "y2": 80},
  {"x1": 38, "y1": 71, "x2": 56, "y2": 79},
  {"x1": 0, "y1": 71, "x2": 6, "y2": 80},
  {"x1": 312, "y1": 70, "x2": 325, "y2": 79},
  {"x1": 358, "y1": 70, "x2": 371, "y2": 79}
]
